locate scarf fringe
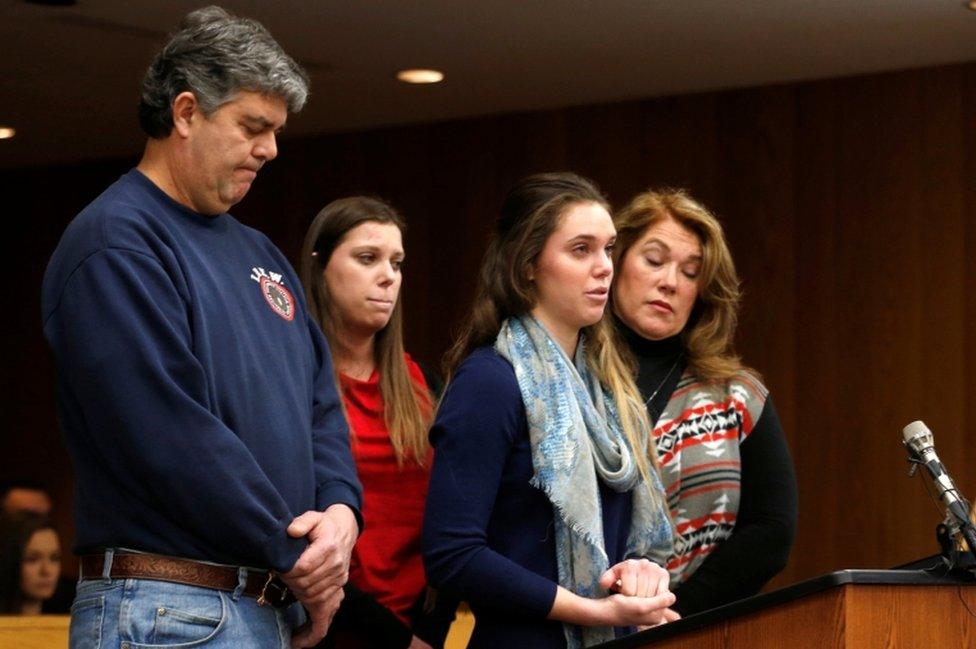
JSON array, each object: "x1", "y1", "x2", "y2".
[{"x1": 529, "y1": 474, "x2": 609, "y2": 562}]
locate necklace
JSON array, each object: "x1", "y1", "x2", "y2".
[{"x1": 644, "y1": 355, "x2": 682, "y2": 411}]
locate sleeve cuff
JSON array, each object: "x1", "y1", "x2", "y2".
[
  {"x1": 316, "y1": 481, "x2": 365, "y2": 534},
  {"x1": 519, "y1": 572, "x2": 559, "y2": 618},
  {"x1": 261, "y1": 517, "x2": 309, "y2": 573}
]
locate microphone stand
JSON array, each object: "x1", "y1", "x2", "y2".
[{"x1": 905, "y1": 453, "x2": 976, "y2": 575}]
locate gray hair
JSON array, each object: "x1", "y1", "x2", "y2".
[{"x1": 138, "y1": 6, "x2": 309, "y2": 138}]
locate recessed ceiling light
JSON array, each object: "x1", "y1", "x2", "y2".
[
  {"x1": 0, "y1": 127, "x2": 16, "y2": 140},
  {"x1": 396, "y1": 68, "x2": 444, "y2": 84}
]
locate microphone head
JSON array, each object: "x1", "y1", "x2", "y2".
[{"x1": 903, "y1": 420, "x2": 934, "y2": 455}]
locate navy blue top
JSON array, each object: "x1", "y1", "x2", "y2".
[
  {"x1": 423, "y1": 347, "x2": 634, "y2": 648},
  {"x1": 41, "y1": 170, "x2": 362, "y2": 573}
]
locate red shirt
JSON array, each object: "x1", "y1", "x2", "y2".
[{"x1": 340, "y1": 356, "x2": 432, "y2": 623}]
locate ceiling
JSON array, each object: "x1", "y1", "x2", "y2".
[{"x1": 1, "y1": 0, "x2": 974, "y2": 168}]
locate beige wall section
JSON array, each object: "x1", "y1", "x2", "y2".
[{"x1": 5, "y1": 63, "x2": 975, "y2": 594}]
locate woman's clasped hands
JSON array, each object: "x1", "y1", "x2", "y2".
[{"x1": 598, "y1": 559, "x2": 681, "y2": 629}]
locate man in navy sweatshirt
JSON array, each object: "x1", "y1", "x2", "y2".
[{"x1": 40, "y1": 7, "x2": 362, "y2": 648}]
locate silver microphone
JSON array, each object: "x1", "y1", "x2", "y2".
[{"x1": 902, "y1": 420, "x2": 971, "y2": 523}]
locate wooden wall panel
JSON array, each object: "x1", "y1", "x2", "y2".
[
  {"x1": 789, "y1": 67, "x2": 974, "y2": 577},
  {"x1": 5, "y1": 63, "x2": 974, "y2": 592},
  {"x1": 965, "y1": 63, "x2": 976, "y2": 552}
]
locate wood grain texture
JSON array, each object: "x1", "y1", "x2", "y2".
[
  {"x1": 622, "y1": 589, "x2": 846, "y2": 649},
  {"x1": 846, "y1": 585, "x2": 976, "y2": 647},
  {"x1": 0, "y1": 615, "x2": 69, "y2": 649},
  {"x1": 619, "y1": 584, "x2": 975, "y2": 648},
  {"x1": 5, "y1": 63, "x2": 974, "y2": 592}
]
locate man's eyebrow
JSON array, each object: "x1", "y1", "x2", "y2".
[{"x1": 243, "y1": 115, "x2": 285, "y2": 131}]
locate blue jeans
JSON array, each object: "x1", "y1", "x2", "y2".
[{"x1": 70, "y1": 551, "x2": 303, "y2": 648}]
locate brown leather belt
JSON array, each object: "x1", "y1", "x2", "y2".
[{"x1": 80, "y1": 553, "x2": 295, "y2": 608}]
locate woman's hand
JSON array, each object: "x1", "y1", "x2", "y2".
[
  {"x1": 548, "y1": 560, "x2": 675, "y2": 628},
  {"x1": 599, "y1": 559, "x2": 670, "y2": 598},
  {"x1": 549, "y1": 585, "x2": 675, "y2": 628},
  {"x1": 599, "y1": 559, "x2": 677, "y2": 629},
  {"x1": 594, "y1": 592, "x2": 676, "y2": 627},
  {"x1": 637, "y1": 607, "x2": 681, "y2": 631}
]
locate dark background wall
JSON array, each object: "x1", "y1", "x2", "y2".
[{"x1": 5, "y1": 62, "x2": 974, "y2": 588}]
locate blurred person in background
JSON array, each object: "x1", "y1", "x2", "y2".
[
  {"x1": 0, "y1": 480, "x2": 53, "y2": 518},
  {"x1": 0, "y1": 515, "x2": 62, "y2": 615},
  {"x1": 0, "y1": 479, "x2": 74, "y2": 613}
]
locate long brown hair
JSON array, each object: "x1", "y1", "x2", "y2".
[
  {"x1": 613, "y1": 188, "x2": 749, "y2": 381},
  {"x1": 301, "y1": 196, "x2": 432, "y2": 466},
  {"x1": 446, "y1": 172, "x2": 664, "y2": 481}
]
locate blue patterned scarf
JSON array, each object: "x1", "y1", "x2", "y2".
[{"x1": 495, "y1": 315, "x2": 673, "y2": 648}]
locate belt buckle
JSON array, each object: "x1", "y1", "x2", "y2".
[{"x1": 256, "y1": 573, "x2": 290, "y2": 607}]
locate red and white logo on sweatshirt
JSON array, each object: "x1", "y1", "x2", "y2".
[{"x1": 250, "y1": 267, "x2": 295, "y2": 322}]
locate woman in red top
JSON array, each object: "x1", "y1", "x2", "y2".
[{"x1": 301, "y1": 197, "x2": 452, "y2": 649}]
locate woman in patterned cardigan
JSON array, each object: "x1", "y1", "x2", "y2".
[{"x1": 610, "y1": 189, "x2": 798, "y2": 616}]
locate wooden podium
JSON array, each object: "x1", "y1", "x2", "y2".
[{"x1": 595, "y1": 568, "x2": 975, "y2": 648}]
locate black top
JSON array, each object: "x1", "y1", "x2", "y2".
[
  {"x1": 620, "y1": 323, "x2": 799, "y2": 616},
  {"x1": 317, "y1": 362, "x2": 456, "y2": 649},
  {"x1": 319, "y1": 584, "x2": 457, "y2": 648}
]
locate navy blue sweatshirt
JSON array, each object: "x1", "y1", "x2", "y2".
[
  {"x1": 41, "y1": 170, "x2": 362, "y2": 573},
  {"x1": 423, "y1": 348, "x2": 634, "y2": 648}
]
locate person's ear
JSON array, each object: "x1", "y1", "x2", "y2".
[{"x1": 171, "y1": 92, "x2": 199, "y2": 138}]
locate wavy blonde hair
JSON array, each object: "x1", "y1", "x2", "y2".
[
  {"x1": 301, "y1": 196, "x2": 432, "y2": 467},
  {"x1": 612, "y1": 188, "x2": 750, "y2": 381},
  {"x1": 446, "y1": 172, "x2": 663, "y2": 481}
]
